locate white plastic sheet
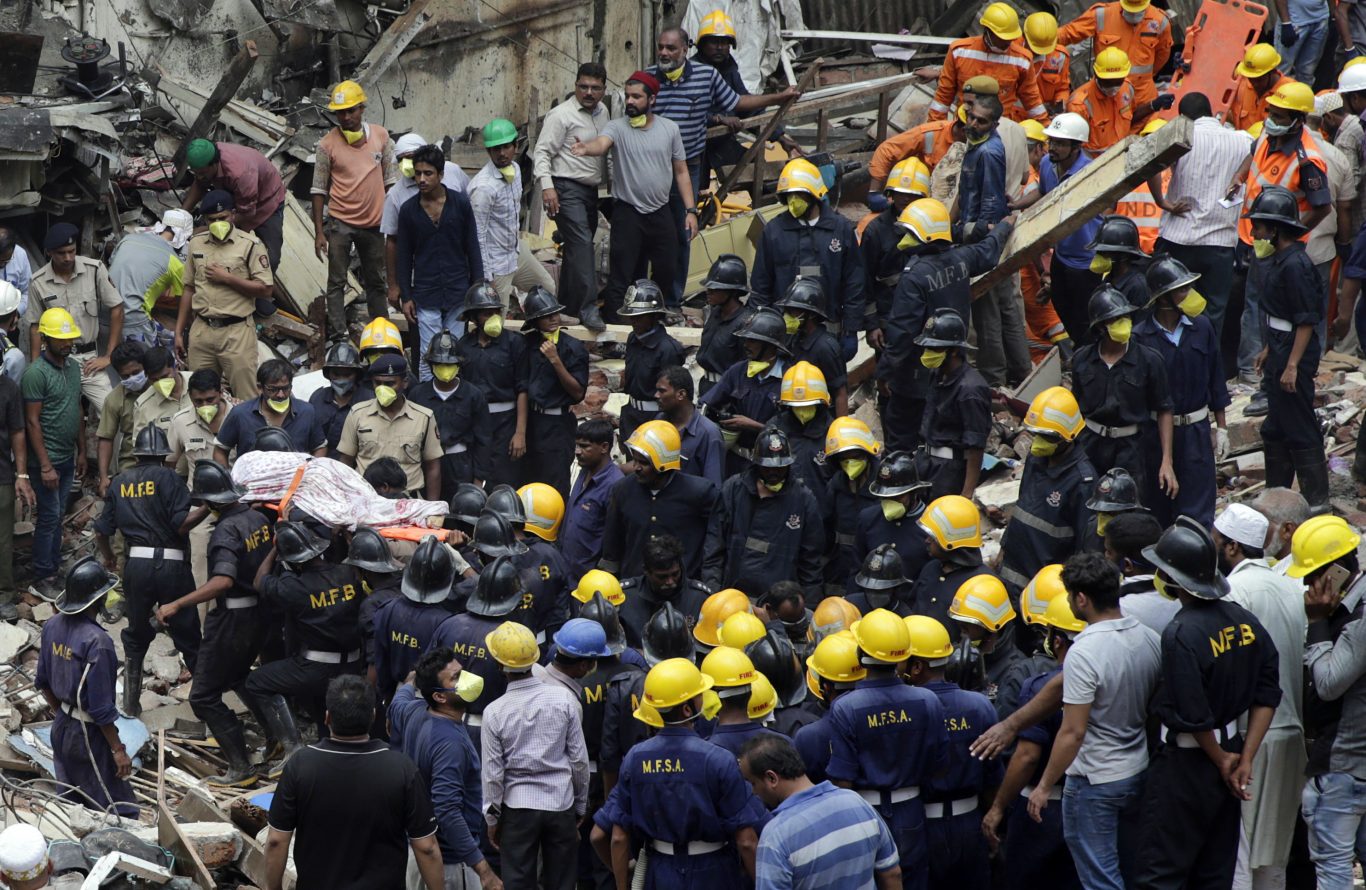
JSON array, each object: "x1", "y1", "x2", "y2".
[{"x1": 230, "y1": 451, "x2": 448, "y2": 529}]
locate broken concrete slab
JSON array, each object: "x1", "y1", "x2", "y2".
[
  {"x1": 149, "y1": 655, "x2": 183, "y2": 686},
  {"x1": 178, "y1": 821, "x2": 243, "y2": 869},
  {"x1": 0, "y1": 622, "x2": 31, "y2": 663},
  {"x1": 30, "y1": 603, "x2": 53, "y2": 623}
]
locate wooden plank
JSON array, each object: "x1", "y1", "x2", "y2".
[
  {"x1": 275, "y1": 194, "x2": 363, "y2": 317},
  {"x1": 352, "y1": 0, "x2": 436, "y2": 94},
  {"x1": 705, "y1": 73, "x2": 920, "y2": 138},
  {"x1": 970, "y1": 117, "x2": 1194, "y2": 296},
  {"x1": 552, "y1": 322, "x2": 702, "y2": 347},
  {"x1": 780, "y1": 28, "x2": 955, "y2": 46},
  {"x1": 158, "y1": 800, "x2": 216, "y2": 890}
]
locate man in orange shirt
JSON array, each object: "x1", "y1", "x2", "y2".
[
  {"x1": 1226, "y1": 44, "x2": 1295, "y2": 132},
  {"x1": 1066, "y1": 48, "x2": 1171, "y2": 154},
  {"x1": 930, "y1": 2, "x2": 1048, "y2": 123},
  {"x1": 868, "y1": 117, "x2": 962, "y2": 194},
  {"x1": 310, "y1": 80, "x2": 397, "y2": 339},
  {"x1": 1057, "y1": 0, "x2": 1174, "y2": 108},
  {"x1": 1026, "y1": 12, "x2": 1072, "y2": 114}
]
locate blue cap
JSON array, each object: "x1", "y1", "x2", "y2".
[
  {"x1": 43, "y1": 223, "x2": 79, "y2": 252},
  {"x1": 199, "y1": 189, "x2": 235, "y2": 215},
  {"x1": 553, "y1": 618, "x2": 613, "y2": 658},
  {"x1": 370, "y1": 353, "x2": 408, "y2": 377}
]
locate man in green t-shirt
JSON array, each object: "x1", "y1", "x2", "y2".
[{"x1": 21, "y1": 307, "x2": 86, "y2": 600}]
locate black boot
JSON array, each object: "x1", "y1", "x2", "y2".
[
  {"x1": 1264, "y1": 440, "x2": 1294, "y2": 490},
  {"x1": 205, "y1": 723, "x2": 258, "y2": 788},
  {"x1": 122, "y1": 656, "x2": 144, "y2": 717},
  {"x1": 1293, "y1": 447, "x2": 1332, "y2": 515},
  {"x1": 259, "y1": 695, "x2": 303, "y2": 780}
]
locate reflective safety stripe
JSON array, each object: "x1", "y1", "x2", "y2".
[
  {"x1": 952, "y1": 48, "x2": 1031, "y2": 70},
  {"x1": 1131, "y1": 63, "x2": 1154, "y2": 74},
  {"x1": 128, "y1": 546, "x2": 186, "y2": 561},
  {"x1": 929, "y1": 100, "x2": 951, "y2": 113},
  {"x1": 744, "y1": 537, "x2": 770, "y2": 553},
  {"x1": 302, "y1": 648, "x2": 364, "y2": 664},
  {"x1": 445, "y1": 442, "x2": 469, "y2": 455},
  {"x1": 630, "y1": 399, "x2": 659, "y2": 411},
  {"x1": 929, "y1": 446, "x2": 958, "y2": 460},
  {"x1": 1008, "y1": 506, "x2": 1075, "y2": 539},
  {"x1": 1000, "y1": 564, "x2": 1032, "y2": 589}
]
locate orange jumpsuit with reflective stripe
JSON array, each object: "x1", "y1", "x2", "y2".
[
  {"x1": 1019, "y1": 167, "x2": 1068, "y2": 356},
  {"x1": 1237, "y1": 129, "x2": 1328, "y2": 245},
  {"x1": 1057, "y1": 2, "x2": 1173, "y2": 107},
  {"x1": 1114, "y1": 172, "x2": 1167, "y2": 254},
  {"x1": 1067, "y1": 80, "x2": 1136, "y2": 154},
  {"x1": 1225, "y1": 73, "x2": 1294, "y2": 133},
  {"x1": 1032, "y1": 49, "x2": 1072, "y2": 109},
  {"x1": 929, "y1": 36, "x2": 1048, "y2": 122},
  {"x1": 869, "y1": 119, "x2": 959, "y2": 184}
]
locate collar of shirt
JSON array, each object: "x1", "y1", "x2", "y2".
[
  {"x1": 254, "y1": 396, "x2": 297, "y2": 421},
  {"x1": 365, "y1": 397, "x2": 422, "y2": 422},
  {"x1": 856, "y1": 675, "x2": 902, "y2": 689},
  {"x1": 578, "y1": 459, "x2": 623, "y2": 494},
  {"x1": 658, "y1": 725, "x2": 695, "y2": 737},
  {"x1": 774, "y1": 780, "x2": 840, "y2": 815},
  {"x1": 507, "y1": 675, "x2": 541, "y2": 692},
  {"x1": 636, "y1": 471, "x2": 677, "y2": 496},
  {"x1": 36, "y1": 261, "x2": 88, "y2": 284},
  {"x1": 934, "y1": 361, "x2": 968, "y2": 388},
  {"x1": 629, "y1": 323, "x2": 666, "y2": 347},
  {"x1": 678, "y1": 409, "x2": 706, "y2": 438},
  {"x1": 1075, "y1": 614, "x2": 1142, "y2": 639}
]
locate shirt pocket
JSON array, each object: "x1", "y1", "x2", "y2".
[
  {"x1": 359, "y1": 437, "x2": 381, "y2": 460},
  {"x1": 401, "y1": 442, "x2": 423, "y2": 464}
]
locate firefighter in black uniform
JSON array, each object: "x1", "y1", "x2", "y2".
[
  {"x1": 746, "y1": 630, "x2": 821, "y2": 736},
  {"x1": 457, "y1": 281, "x2": 529, "y2": 488},
  {"x1": 346, "y1": 526, "x2": 404, "y2": 736},
  {"x1": 618, "y1": 280, "x2": 685, "y2": 443},
  {"x1": 1134, "y1": 517, "x2": 1282, "y2": 889},
  {"x1": 848, "y1": 543, "x2": 914, "y2": 616},
  {"x1": 699, "y1": 308, "x2": 791, "y2": 476},
  {"x1": 618, "y1": 535, "x2": 711, "y2": 649},
  {"x1": 309, "y1": 340, "x2": 373, "y2": 459},
  {"x1": 485, "y1": 492, "x2": 573, "y2": 645},
  {"x1": 777, "y1": 278, "x2": 848, "y2": 417},
  {"x1": 372, "y1": 536, "x2": 455, "y2": 704},
  {"x1": 767, "y1": 361, "x2": 834, "y2": 495},
  {"x1": 855, "y1": 450, "x2": 931, "y2": 586},
  {"x1": 823, "y1": 416, "x2": 882, "y2": 591},
  {"x1": 1080, "y1": 467, "x2": 1144, "y2": 554},
  {"x1": 521, "y1": 286, "x2": 589, "y2": 497},
  {"x1": 409, "y1": 331, "x2": 491, "y2": 498},
  {"x1": 1070, "y1": 285, "x2": 1176, "y2": 502},
  {"x1": 94, "y1": 425, "x2": 201, "y2": 716},
  {"x1": 910, "y1": 495, "x2": 995, "y2": 633},
  {"x1": 916, "y1": 309, "x2": 992, "y2": 499},
  {"x1": 861, "y1": 158, "x2": 929, "y2": 341},
  {"x1": 247, "y1": 520, "x2": 365, "y2": 777},
  {"x1": 1086, "y1": 216, "x2": 1151, "y2": 315},
  {"x1": 155, "y1": 460, "x2": 271, "y2": 788},
  {"x1": 948, "y1": 573, "x2": 1034, "y2": 717},
  {"x1": 697, "y1": 255, "x2": 755, "y2": 398}
]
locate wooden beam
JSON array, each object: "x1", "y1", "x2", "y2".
[
  {"x1": 780, "y1": 28, "x2": 955, "y2": 46},
  {"x1": 705, "y1": 73, "x2": 920, "y2": 138},
  {"x1": 158, "y1": 801, "x2": 216, "y2": 890},
  {"x1": 351, "y1": 0, "x2": 435, "y2": 95},
  {"x1": 552, "y1": 323, "x2": 702, "y2": 347},
  {"x1": 970, "y1": 117, "x2": 1194, "y2": 296},
  {"x1": 172, "y1": 41, "x2": 259, "y2": 179}
]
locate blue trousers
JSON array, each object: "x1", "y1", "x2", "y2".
[
  {"x1": 1062, "y1": 772, "x2": 1145, "y2": 890},
  {"x1": 927, "y1": 808, "x2": 990, "y2": 890},
  {"x1": 1005, "y1": 795, "x2": 1080, "y2": 890},
  {"x1": 52, "y1": 711, "x2": 137, "y2": 817},
  {"x1": 32, "y1": 459, "x2": 74, "y2": 579}
]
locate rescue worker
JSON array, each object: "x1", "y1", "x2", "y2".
[
  {"x1": 1038, "y1": 113, "x2": 1103, "y2": 344},
  {"x1": 337, "y1": 354, "x2": 442, "y2": 499},
  {"x1": 309, "y1": 339, "x2": 372, "y2": 459},
  {"x1": 696, "y1": 255, "x2": 755, "y2": 398},
  {"x1": 592, "y1": 657, "x2": 769, "y2": 887},
  {"x1": 866, "y1": 115, "x2": 963, "y2": 195},
  {"x1": 1134, "y1": 517, "x2": 1281, "y2": 888},
  {"x1": 600, "y1": 419, "x2": 719, "y2": 581},
  {"x1": 823, "y1": 417, "x2": 882, "y2": 590},
  {"x1": 1057, "y1": 0, "x2": 1173, "y2": 109},
  {"x1": 358, "y1": 315, "x2": 404, "y2": 366},
  {"x1": 1136, "y1": 255, "x2": 1231, "y2": 527},
  {"x1": 903, "y1": 615, "x2": 1000, "y2": 890},
  {"x1": 1026, "y1": 12, "x2": 1071, "y2": 115},
  {"x1": 1115, "y1": 118, "x2": 1169, "y2": 256},
  {"x1": 618, "y1": 535, "x2": 712, "y2": 649},
  {"x1": 860, "y1": 158, "x2": 931, "y2": 327},
  {"x1": 1228, "y1": 44, "x2": 1294, "y2": 132},
  {"x1": 706, "y1": 427, "x2": 823, "y2": 599},
  {"x1": 795, "y1": 631, "x2": 865, "y2": 782},
  {"x1": 408, "y1": 330, "x2": 492, "y2": 498},
  {"x1": 92, "y1": 425, "x2": 201, "y2": 717},
  {"x1": 750, "y1": 159, "x2": 866, "y2": 357},
  {"x1": 949, "y1": 575, "x2": 1033, "y2": 718},
  {"x1": 372, "y1": 537, "x2": 456, "y2": 703},
  {"x1": 998, "y1": 387, "x2": 1097, "y2": 594},
  {"x1": 910, "y1": 495, "x2": 994, "y2": 632},
  {"x1": 656, "y1": 366, "x2": 724, "y2": 487},
  {"x1": 522, "y1": 286, "x2": 587, "y2": 495},
  {"x1": 247, "y1": 521, "x2": 366, "y2": 776},
  {"x1": 509, "y1": 486, "x2": 574, "y2": 643},
  {"x1": 35, "y1": 559, "x2": 135, "y2": 817},
  {"x1": 916, "y1": 308, "x2": 991, "y2": 499},
  {"x1": 855, "y1": 451, "x2": 931, "y2": 583},
  {"x1": 1088, "y1": 216, "x2": 1152, "y2": 309},
  {"x1": 155, "y1": 460, "x2": 272, "y2": 788},
  {"x1": 1082, "y1": 466, "x2": 1145, "y2": 554},
  {"x1": 746, "y1": 630, "x2": 820, "y2": 736},
  {"x1": 767, "y1": 360, "x2": 834, "y2": 496},
  {"x1": 848, "y1": 544, "x2": 914, "y2": 616},
  {"x1": 692, "y1": 588, "x2": 754, "y2": 656},
  {"x1": 1018, "y1": 562, "x2": 1070, "y2": 656},
  {"x1": 826, "y1": 609, "x2": 950, "y2": 890},
  {"x1": 701, "y1": 646, "x2": 781, "y2": 756},
  {"x1": 777, "y1": 278, "x2": 848, "y2": 417},
  {"x1": 718, "y1": 610, "x2": 768, "y2": 652},
  {"x1": 619, "y1": 280, "x2": 685, "y2": 443},
  {"x1": 344, "y1": 527, "x2": 404, "y2": 713},
  {"x1": 931, "y1": 3, "x2": 1048, "y2": 123},
  {"x1": 574, "y1": 570, "x2": 625, "y2": 608},
  {"x1": 457, "y1": 280, "x2": 528, "y2": 488},
  {"x1": 1066, "y1": 49, "x2": 1169, "y2": 155},
  {"x1": 700, "y1": 308, "x2": 791, "y2": 475},
  {"x1": 1070, "y1": 285, "x2": 1176, "y2": 500}
]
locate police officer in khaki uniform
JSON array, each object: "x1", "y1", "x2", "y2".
[
  {"x1": 174, "y1": 191, "x2": 272, "y2": 400},
  {"x1": 337, "y1": 354, "x2": 442, "y2": 498},
  {"x1": 25, "y1": 223, "x2": 123, "y2": 417},
  {"x1": 165, "y1": 369, "x2": 237, "y2": 587}
]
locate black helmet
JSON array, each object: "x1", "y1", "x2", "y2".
[
  {"x1": 1145, "y1": 255, "x2": 1200, "y2": 301},
  {"x1": 869, "y1": 450, "x2": 929, "y2": 497},
  {"x1": 702, "y1": 254, "x2": 749, "y2": 293},
  {"x1": 132, "y1": 423, "x2": 171, "y2": 458},
  {"x1": 855, "y1": 543, "x2": 908, "y2": 590},
  {"x1": 323, "y1": 340, "x2": 364, "y2": 372},
  {"x1": 579, "y1": 592, "x2": 627, "y2": 655},
  {"x1": 618, "y1": 280, "x2": 666, "y2": 317},
  {"x1": 254, "y1": 427, "x2": 295, "y2": 453},
  {"x1": 1086, "y1": 468, "x2": 1142, "y2": 513},
  {"x1": 485, "y1": 484, "x2": 526, "y2": 528},
  {"x1": 1244, "y1": 185, "x2": 1306, "y2": 233},
  {"x1": 753, "y1": 427, "x2": 795, "y2": 468},
  {"x1": 522, "y1": 286, "x2": 565, "y2": 322},
  {"x1": 401, "y1": 536, "x2": 455, "y2": 604},
  {"x1": 643, "y1": 601, "x2": 694, "y2": 666},
  {"x1": 425, "y1": 330, "x2": 464, "y2": 365},
  {"x1": 745, "y1": 630, "x2": 806, "y2": 707},
  {"x1": 776, "y1": 277, "x2": 828, "y2": 320},
  {"x1": 448, "y1": 483, "x2": 488, "y2": 529},
  {"x1": 1086, "y1": 215, "x2": 1146, "y2": 258},
  {"x1": 192, "y1": 459, "x2": 244, "y2": 506},
  {"x1": 473, "y1": 510, "x2": 529, "y2": 558},
  {"x1": 1087, "y1": 285, "x2": 1134, "y2": 330},
  {"x1": 56, "y1": 556, "x2": 118, "y2": 615},
  {"x1": 735, "y1": 308, "x2": 791, "y2": 352},
  {"x1": 344, "y1": 526, "x2": 403, "y2": 574},
  {"x1": 914, "y1": 308, "x2": 971, "y2": 349},
  {"x1": 459, "y1": 281, "x2": 502, "y2": 318},
  {"x1": 1142, "y1": 515, "x2": 1230, "y2": 600},
  {"x1": 466, "y1": 555, "x2": 524, "y2": 617},
  {"x1": 275, "y1": 520, "x2": 331, "y2": 564}
]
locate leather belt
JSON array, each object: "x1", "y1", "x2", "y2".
[
  {"x1": 465, "y1": 713, "x2": 483, "y2": 727},
  {"x1": 929, "y1": 445, "x2": 958, "y2": 460},
  {"x1": 533, "y1": 405, "x2": 566, "y2": 415},
  {"x1": 924, "y1": 796, "x2": 977, "y2": 819},
  {"x1": 1084, "y1": 419, "x2": 1139, "y2": 438},
  {"x1": 60, "y1": 702, "x2": 95, "y2": 722},
  {"x1": 1021, "y1": 784, "x2": 1063, "y2": 801},
  {"x1": 224, "y1": 595, "x2": 258, "y2": 609},
  {"x1": 199, "y1": 315, "x2": 250, "y2": 329},
  {"x1": 1267, "y1": 315, "x2": 1293, "y2": 333},
  {"x1": 629, "y1": 398, "x2": 659, "y2": 411},
  {"x1": 487, "y1": 401, "x2": 516, "y2": 413},
  {"x1": 651, "y1": 840, "x2": 725, "y2": 855},
  {"x1": 302, "y1": 647, "x2": 363, "y2": 664},
  {"x1": 1162, "y1": 720, "x2": 1239, "y2": 749},
  {"x1": 445, "y1": 442, "x2": 468, "y2": 455},
  {"x1": 128, "y1": 546, "x2": 185, "y2": 561},
  {"x1": 1161, "y1": 406, "x2": 1210, "y2": 427},
  {"x1": 857, "y1": 786, "x2": 920, "y2": 806}
]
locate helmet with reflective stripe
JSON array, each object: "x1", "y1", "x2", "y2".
[
  {"x1": 949, "y1": 574, "x2": 1017, "y2": 632},
  {"x1": 808, "y1": 596, "x2": 862, "y2": 643},
  {"x1": 625, "y1": 419, "x2": 682, "y2": 472},
  {"x1": 824, "y1": 416, "x2": 881, "y2": 458},
  {"x1": 517, "y1": 482, "x2": 564, "y2": 542},
  {"x1": 918, "y1": 495, "x2": 983, "y2": 550},
  {"x1": 776, "y1": 158, "x2": 828, "y2": 199},
  {"x1": 697, "y1": 9, "x2": 737, "y2": 41},
  {"x1": 1023, "y1": 386, "x2": 1084, "y2": 441},
  {"x1": 359, "y1": 317, "x2": 402, "y2": 353},
  {"x1": 694, "y1": 588, "x2": 753, "y2": 649},
  {"x1": 897, "y1": 198, "x2": 953, "y2": 243},
  {"x1": 886, "y1": 157, "x2": 931, "y2": 196},
  {"x1": 1021, "y1": 564, "x2": 1066, "y2": 625},
  {"x1": 779, "y1": 361, "x2": 831, "y2": 406},
  {"x1": 1237, "y1": 43, "x2": 1283, "y2": 79}
]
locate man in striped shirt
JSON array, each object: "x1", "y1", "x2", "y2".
[{"x1": 740, "y1": 735, "x2": 902, "y2": 890}]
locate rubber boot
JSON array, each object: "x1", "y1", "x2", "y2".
[
  {"x1": 1263, "y1": 440, "x2": 1295, "y2": 491},
  {"x1": 205, "y1": 722, "x2": 258, "y2": 788},
  {"x1": 1293, "y1": 447, "x2": 1332, "y2": 515},
  {"x1": 259, "y1": 695, "x2": 302, "y2": 780},
  {"x1": 122, "y1": 656, "x2": 144, "y2": 718}
]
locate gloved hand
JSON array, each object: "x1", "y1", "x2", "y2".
[
  {"x1": 1151, "y1": 93, "x2": 1175, "y2": 111},
  {"x1": 867, "y1": 192, "x2": 889, "y2": 212},
  {"x1": 1280, "y1": 22, "x2": 1298, "y2": 46},
  {"x1": 841, "y1": 333, "x2": 859, "y2": 360},
  {"x1": 1214, "y1": 426, "x2": 1231, "y2": 462}
]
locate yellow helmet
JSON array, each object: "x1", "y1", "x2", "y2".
[
  {"x1": 949, "y1": 574, "x2": 1017, "y2": 633},
  {"x1": 1024, "y1": 11, "x2": 1058, "y2": 54},
  {"x1": 806, "y1": 631, "x2": 867, "y2": 689},
  {"x1": 980, "y1": 2, "x2": 1023, "y2": 40},
  {"x1": 1246, "y1": 120, "x2": 1264, "y2": 138},
  {"x1": 748, "y1": 673, "x2": 778, "y2": 719},
  {"x1": 779, "y1": 361, "x2": 832, "y2": 407},
  {"x1": 809, "y1": 596, "x2": 862, "y2": 642},
  {"x1": 327, "y1": 79, "x2": 367, "y2": 111},
  {"x1": 37, "y1": 307, "x2": 82, "y2": 341},
  {"x1": 517, "y1": 483, "x2": 564, "y2": 542},
  {"x1": 1266, "y1": 80, "x2": 1315, "y2": 114},
  {"x1": 484, "y1": 621, "x2": 540, "y2": 668},
  {"x1": 918, "y1": 495, "x2": 983, "y2": 550},
  {"x1": 897, "y1": 198, "x2": 954, "y2": 244},
  {"x1": 640, "y1": 657, "x2": 714, "y2": 710},
  {"x1": 904, "y1": 615, "x2": 954, "y2": 661},
  {"x1": 626, "y1": 420, "x2": 682, "y2": 472},
  {"x1": 1042, "y1": 593, "x2": 1087, "y2": 634},
  {"x1": 697, "y1": 9, "x2": 737, "y2": 41},
  {"x1": 633, "y1": 700, "x2": 664, "y2": 728},
  {"x1": 777, "y1": 158, "x2": 829, "y2": 200},
  {"x1": 824, "y1": 416, "x2": 881, "y2": 459},
  {"x1": 1021, "y1": 119, "x2": 1049, "y2": 143},
  {"x1": 694, "y1": 588, "x2": 753, "y2": 648},
  {"x1": 1119, "y1": 0, "x2": 1150, "y2": 12},
  {"x1": 359, "y1": 317, "x2": 403, "y2": 354},
  {"x1": 886, "y1": 157, "x2": 931, "y2": 197},
  {"x1": 1236, "y1": 43, "x2": 1283, "y2": 79},
  {"x1": 1140, "y1": 117, "x2": 1167, "y2": 136},
  {"x1": 852, "y1": 608, "x2": 912, "y2": 664},
  {"x1": 1021, "y1": 564, "x2": 1066, "y2": 625},
  {"x1": 1094, "y1": 47, "x2": 1132, "y2": 79},
  {"x1": 572, "y1": 569, "x2": 625, "y2": 606},
  {"x1": 1023, "y1": 386, "x2": 1085, "y2": 441},
  {"x1": 718, "y1": 611, "x2": 767, "y2": 649},
  {"x1": 1287, "y1": 515, "x2": 1362, "y2": 578},
  {"x1": 700, "y1": 645, "x2": 759, "y2": 688}
]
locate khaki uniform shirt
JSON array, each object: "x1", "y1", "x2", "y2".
[
  {"x1": 133, "y1": 372, "x2": 193, "y2": 442},
  {"x1": 185, "y1": 228, "x2": 273, "y2": 319},
  {"x1": 26, "y1": 257, "x2": 121, "y2": 346},
  {"x1": 336, "y1": 397, "x2": 441, "y2": 492},
  {"x1": 166, "y1": 396, "x2": 238, "y2": 483}
]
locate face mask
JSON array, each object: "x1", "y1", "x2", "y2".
[
  {"x1": 375, "y1": 384, "x2": 399, "y2": 407},
  {"x1": 664, "y1": 64, "x2": 685, "y2": 82},
  {"x1": 331, "y1": 378, "x2": 356, "y2": 396},
  {"x1": 498, "y1": 165, "x2": 517, "y2": 183},
  {"x1": 1253, "y1": 238, "x2": 1276, "y2": 259},
  {"x1": 454, "y1": 670, "x2": 484, "y2": 703},
  {"x1": 628, "y1": 114, "x2": 648, "y2": 128},
  {"x1": 1177, "y1": 289, "x2": 1207, "y2": 317},
  {"x1": 920, "y1": 349, "x2": 947, "y2": 369},
  {"x1": 897, "y1": 233, "x2": 919, "y2": 251},
  {"x1": 783, "y1": 312, "x2": 801, "y2": 335},
  {"x1": 882, "y1": 499, "x2": 907, "y2": 522},
  {"x1": 399, "y1": 158, "x2": 415, "y2": 179},
  {"x1": 1122, "y1": 9, "x2": 1145, "y2": 23},
  {"x1": 544, "y1": 329, "x2": 560, "y2": 344},
  {"x1": 196, "y1": 404, "x2": 219, "y2": 425},
  {"x1": 1261, "y1": 118, "x2": 1292, "y2": 137},
  {"x1": 1154, "y1": 573, "x2": 1176, "y2": 600},
  {"x1": 787, "y1": 196, "x2": 810, "y2": 218},
  {"x1": 483, "y1": 314, "x2": 504, "y2": 338},
  {"x1": 1098, "y1": 83, "x2": 1122, "y2": 97},
  {"x1": 1106, "y1": 317, "x2": 1132, "y2": 344},
  {"x1": 966, "y1": 131, "x2": 990, "y2": 146},
  {"x1": 1031, "y1": 437, "x2": 1059, "y2": 457},
  {"x1": 1095, "y1": 512, "x2": 1112, "y2": 535},
  {"x1": 702, "y1": 689, "x2": 722, "y2": 720},
  {"x1": 763, "y1": 478, "x2": 785, "y2": 493},
  {"x1": 267, "y1": 398, "x2": 290, "y2": 414},
  {"x1": 153, "y1": 377, "x2": 175, "y2": 399},
  {"x1": 342, "y1": 128, "x2": 365, "y2": 145},
  {"x1": 841, "y1": 458, "x2": 867, "y2": 480},
  {"x1": 793, "y1": 405, "x2": 818, "y2": 425},
  {"x1": 208, "y1": 221, "x2": 232, "y2": 241},
  {"x1": 747, "y1": 360, "x2": 771, "y2": 378},
  {"x1": 1089, "y1": 254, "x2": 1113, "y2": 276},
  {"x1": 432, "y1": 363, "x2": 459, "y2": 383},
  {"x1": 121, "y1": 371, "x2": 147, "y2": 392}
]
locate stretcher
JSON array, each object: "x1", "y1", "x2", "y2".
[{"x1": 1160, "y1": 0, "x2": 1269, "y2": 120}]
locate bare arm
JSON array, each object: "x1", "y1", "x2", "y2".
[
  {"x1": 962, "y1": 448, "x2": 983, "y2": 498},
  {"x1": 735, "y1": 826, "x2": 758, "y2": 880},
  {"x1": 874, "y1": 867, "x2": 903, "y2": 889},
  {"x1": 410, "y1": 834, "x2": 445, "y2": 890},
  {"x1": 609, "y1": 824, "x2": 631, "y2": 890},
  {"x1": 571, "y1": 135, "x2": 615, "y2": 158},
  {"x1": 265, "y1": 827, "x2": 292, "y2": 890},
  {"x1": 1026, "y1": 701, "x2": 1091, "y2": 822},
  {"x1": 969, "y1": 672, "x2": 1063, "y2": 759}
]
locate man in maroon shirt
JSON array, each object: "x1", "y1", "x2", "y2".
[{"x1": 183, "y1": 139, "x2": 288, "y2": 272}]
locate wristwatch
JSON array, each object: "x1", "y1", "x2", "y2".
[{"x1": 686, "y1": 207, "x2": 699, "y2": 216}]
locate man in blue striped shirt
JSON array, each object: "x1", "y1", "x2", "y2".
[{"x1": 740, "y1": 735, "x2": 902, "y2": 890}]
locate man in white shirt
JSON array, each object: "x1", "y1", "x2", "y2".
[
  {"x1": 382, "y1": 132, "x2": 470, "y2": 312},
  {"x1": 1252, "y1": 487, "x2": 1311, "y2": 576}
]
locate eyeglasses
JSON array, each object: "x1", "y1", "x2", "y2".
[{"x1": 261, "y1": 384, "x2": 292, "y2": 396}]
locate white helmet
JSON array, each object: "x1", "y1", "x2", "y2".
[
  {"x1": 0, "y1": 282, "x2": 20, "y2": 317},
  {"x1": 1339, "y1": 63, "x2": 1366, "y2": 94},
  {"x1": 1042, "y1": 112, "x2": 1090, "y2": 143}
]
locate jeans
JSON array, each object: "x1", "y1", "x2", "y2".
[
  {"x1": 416, "y1": 305, "x2": 462, "y2": 382},
  {"x1": 1302, "y1": 771, "x2": 1366, "y2": 890},
  {"x1": 32, "y1": 459, "x2": 75, "y2": 580},
  {"x1": 1276, "y1": 18, "x2": 1331, "y2": 84},
  {"x1": 1153, "y1": 238, "x2": 1235, "y2": 354},
  {"x1": 668, "y1": 158, "x2": 704, "y2": 306},
  {"x1": 325, "y1": 218, "x2": 388, "y2": 336},
  {"x1": 1062, "y1": 772, "x2": 1145, "y2": 890},
  {"x1": 551, "y1": 177, "x2": 599, "y2": 315}
]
